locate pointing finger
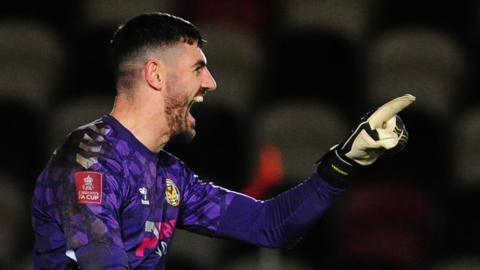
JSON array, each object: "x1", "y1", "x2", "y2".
[{"x1": 368, "y1": 94, "x2": 416, "y2": 128}]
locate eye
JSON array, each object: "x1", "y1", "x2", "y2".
[{"x1": 194, "y1": 66, "x2": 203, "y2": 75}]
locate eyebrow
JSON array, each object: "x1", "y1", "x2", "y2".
[{"x1": 192, "y1": 59, "x2": 207, "y2": 69}]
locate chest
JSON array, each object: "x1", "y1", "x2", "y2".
[
  {"x1": 119, "y1": 160, "x2": 183, "y2": 260},
  {"x1": 122, "y1": 158, "x2": 182, "y2": 219}
]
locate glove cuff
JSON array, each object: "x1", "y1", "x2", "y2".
[{"x1": 316, "y1": 147, "x2": 361, "y2": 189}]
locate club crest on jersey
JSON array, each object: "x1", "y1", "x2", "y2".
[
  {"x1": 165, "y1": 179, "x2": 180, "y2": 207},
  {"x1": 75, "y1": 171, "x2": 102, "y2": 204}
]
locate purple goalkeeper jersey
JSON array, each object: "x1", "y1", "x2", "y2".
[{"x1": 32, "y1": 115, "x2": 344, "y2": 270}]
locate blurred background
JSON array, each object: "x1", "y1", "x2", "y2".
[{"x1": 2, "y1": 0, "x2": 480, "y2": 269}]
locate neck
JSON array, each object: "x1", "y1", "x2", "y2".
[{"x1": 111, "y1": 92, "x2": 170, "y2": 153}]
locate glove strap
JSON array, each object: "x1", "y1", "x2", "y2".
[{"x1": 316, "y1": 146, "x2": 361, "y2": 189}]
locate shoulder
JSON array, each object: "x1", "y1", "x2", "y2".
[{"x1": 50, "y1": 117, "x2": 124, "y2": 177}]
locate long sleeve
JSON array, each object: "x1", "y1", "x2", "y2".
[
  {"x1": 178, "y1": 168, "x2": 344, "y2": 248},
  {"x1": 216, "y1": 173, "x2": 343, "y2": 248}
]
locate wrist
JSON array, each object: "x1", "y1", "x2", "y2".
[{"x1": 316, "y1": 147, "x2": 362, "y2": 188}]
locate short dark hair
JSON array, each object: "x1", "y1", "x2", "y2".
[{"x1": 109, "y1": 12, "x2": 204, "y2": 85}]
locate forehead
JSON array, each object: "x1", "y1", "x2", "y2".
[{"x1": 164, "y1": 42, "x2": 207, "y2": 66}]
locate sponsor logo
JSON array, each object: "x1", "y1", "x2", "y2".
[
  {"x1": 139, "y1": 187, "x2": 150, "y2": 205},
  {"x1": 165, "y1": 179, "x2": 180, "y2": 207},
  {"x1": 75, "y1": 171, "x2": 102, "y2": 204},
  {"x1": 135, "y1": 219, "x2": 177, "y2": 257}
]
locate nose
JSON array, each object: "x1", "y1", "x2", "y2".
[{"x1": 202, "y1": 68, "x2": 217, "y2": 92}]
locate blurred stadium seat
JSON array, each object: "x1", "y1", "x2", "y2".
[
  {"x1": 184, "y1": 0, "x2": 269, "y2": 35},
  {"x1": 434, "y1": 256, "x2": 480, "y2": 270},
  {"x1": 222, "y1": 251, "x2": 313, "y2": 270},
  {"x1": 452, "y1": 106, "x2": 480, "y2": 188},
  {"x1": 251, "y1": 100, "x2": 348, "y2": 186},
  {"x1": 0, "y1": 172, "x2": 29, "y2": 269},
  {"x1": 280, "y1": 0, "x2": 378, "y2": 41},
  {"x1": 338, "y1": 181, "x2": 432, "y2": 270},
  {"x1": 372, "y1": 1, "x2": 476, "y2": 43},
  {"x1": 365, "y1": 27, "x2": 465, "y2": 116},
  {"x1": 80, "y1": 0, "x2": 175, "y2": 28},
  {"x1": 0, "y1": 19, "x2": 66, "y2": 110},
  {"x1": 199, "y1": 25, "x2": 264, "y2": 115}
]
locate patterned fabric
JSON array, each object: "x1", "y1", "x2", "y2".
[{"x1": 32, "y1": 115, "x2": 235, "y2": 269}]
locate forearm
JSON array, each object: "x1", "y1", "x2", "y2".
[{"x1": 215, "y1": 173, "x2": 344, "y2": 248}]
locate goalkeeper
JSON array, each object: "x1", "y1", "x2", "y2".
[{"x1": 31, "y1": 12, "x2": 415, "y2": 270}]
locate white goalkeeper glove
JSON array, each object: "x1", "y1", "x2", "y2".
[
  {"x1": 340, "y1": 94, "x2": 415, "y2": 165},
  {"x1": 317, "y1": 94, "x2": 416, "y2": 187}
]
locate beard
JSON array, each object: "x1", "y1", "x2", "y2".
[{"x1": 164, "y1": 91, "x2": 196, "y2": 144}]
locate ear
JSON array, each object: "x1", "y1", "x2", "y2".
[{"x1": 144, "y1": 59, "x2": 165, "y2": 91}]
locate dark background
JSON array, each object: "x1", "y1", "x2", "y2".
[{"x1": 1, "y1": 0, "x2": 480, "y2": 269}]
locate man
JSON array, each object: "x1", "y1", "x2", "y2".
[{"x1": 32, "y1": 13, "x2": 415, "y2": 270}]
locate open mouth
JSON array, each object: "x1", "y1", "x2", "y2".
[
  {"x1": 188, "y1": 92, "x2": 205, "y2": 111},
  {"x1": 186, "y1": 91, "x2": 206, "y2": 126}
]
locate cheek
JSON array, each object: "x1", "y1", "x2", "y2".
[
  {"x1": 165, "y1": 79, "x2": 190, "y2": 107},
  {"x1": 166, "y1": 97, "x2": 190, "y2": 114},
  {"x1": 173, "y1": 72, "x2": 201, "y2": 95}
]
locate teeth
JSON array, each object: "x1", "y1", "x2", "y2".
[{"x1": 193, "y1": 96, "x2": 204, "y2": 103}]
